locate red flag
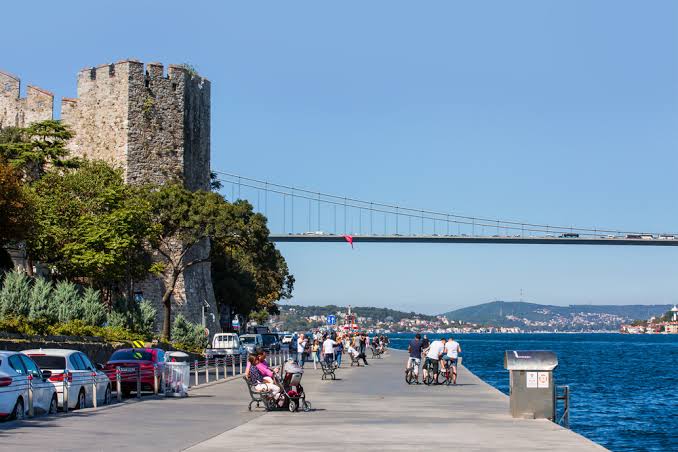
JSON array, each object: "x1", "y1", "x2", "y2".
[{"x1": 343, "y1": 235, "x2": 354, "y2": 249}]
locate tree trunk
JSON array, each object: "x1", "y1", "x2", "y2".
[{"x1": 161, "y1": 270, "x2": 181, "y2": 341}]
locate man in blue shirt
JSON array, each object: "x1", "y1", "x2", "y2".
[{"x1": 407, "y1": 334, "x2": 423, "y2": 384}]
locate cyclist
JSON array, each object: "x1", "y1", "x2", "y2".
[
  {"x1": 423, "y1": 337, "x2": 446, "y2": 381},
  {"x1": 406, "y1": 334, "x2": 423, "y2": 384},
  {"x1": 442, "y1": 336, "x2": 461, "y2": 384}
]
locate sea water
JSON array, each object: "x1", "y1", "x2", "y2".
[{"x1": 388, "y1": 333, "x2": 677, "y2": 452}]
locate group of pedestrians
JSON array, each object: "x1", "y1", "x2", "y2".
[
  {"x1": 289, "y1": 330, "x2": 377, "y2": 369},
  {"x1": 407, "y1": 334, "x2": 461, "y2": 384}
]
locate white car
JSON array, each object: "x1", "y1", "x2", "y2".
[
  {"x1": 23, "y1": 349, "x2": 111, "y2": 410},
  {"x1": 0, "y1": 351, "x2": 58, "y2": 420},
  {"x1": 281, "y1": 335, "x2": 293, "y2": 345}
]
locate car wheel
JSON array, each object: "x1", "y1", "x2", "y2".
[
  {"x1": 104, "y1": 386, "x2": 112, "y2": 405},
  {"x1": 76, "y1": 389, "x2": 86, "y2": 409},
  {"x1": 49, "y1": 394, "x2": 58, "y2": 415},
  {"x1": 12, "y1": 397, "x2": 25, "y2": 420}
]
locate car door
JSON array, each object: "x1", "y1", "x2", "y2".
[
  {"x1": 79, "y1": 353, "x2": 106, "y2": 403},
  {"x1": 69, "y1": 353, "x2": 90, "y2": 406},
  {"x1": 7, "y1": 354, "x2": 29, "y2": 415},
  {"x1": 19, "y1": 355, "x2": 50, "y2": 413}
]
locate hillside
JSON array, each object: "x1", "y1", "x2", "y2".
[{"x1": 442, "y1": 301, "x2": 672, "y2": 331}]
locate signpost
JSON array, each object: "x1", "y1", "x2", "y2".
[{"x1": 327, "y1": 315, "x2": 336, "y2": 326}]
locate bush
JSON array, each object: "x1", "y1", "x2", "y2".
[
  {"x1": 81, "y1": 287, "x2": 106, "y2": 327},
  {"x1": 0, "y1": 316, "x2": 51, "y2": 336},
  {"x1": 0, "y1": 269, "x2": 31, "y2": 318},
  {"x1": 28, "y1": 277, "x2": 54, "y2": 322},
  {"x1": 136, "y1": 300, "x2": 157, "y2": 336},
  {"x1": 106, "y1": 310, "x2": 129, "y2": 329},
  {"x1": 52, "y1": 280, "x2": 82, "y2": 322},
  {"x1": 171, "y1": 314, "x2": 207, "y2": 350},
  {"x1": 47, "y1": 319, "x2": 138, "y2": 342}
]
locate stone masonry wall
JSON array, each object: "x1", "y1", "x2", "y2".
[{"x1": 0, "y1": 70, "x2": 54, "y2": 129}]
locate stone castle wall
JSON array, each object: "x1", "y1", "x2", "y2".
[
  {"x1": 0, "y1": 61, "x2": 220, "y2": 335},
  {"x1": 0, "y1": 70, "x2": 54, "y2": 129}
]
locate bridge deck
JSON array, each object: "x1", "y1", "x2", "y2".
[{"x1": 270, "y1": 234, "x2": 678, "y2": 246}]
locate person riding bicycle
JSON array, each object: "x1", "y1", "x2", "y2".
[
  {"x1": 423, "y1": 337, "x2": 446, "y2": 380},
  {"x1": 406, "y1": 334, "x2": 423, "y2": 384},
  {"x1": 441, "y1": 336, "x2": 461, "y2": 384}
]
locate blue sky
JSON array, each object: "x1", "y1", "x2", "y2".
[{"x1": 2, "y1": 1, "x2": 677, "y2": 313}]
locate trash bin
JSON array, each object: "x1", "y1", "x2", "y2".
[
  {"x1": 504, "y1": 350, "x2": 558, "y2": 420},
  {"x1": 164, "y1": 362, "x2": 190, "y2": 397}
]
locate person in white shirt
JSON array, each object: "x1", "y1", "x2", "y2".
[
  {"x1": 424, "y1": 338, "x2": 447, "y2": 379},
  {"x1": 322, "y1": 336, "x2": 338, "y2": 364},
  {"x1": 296, "y1": 334, "x2": 307, "y2": 368},
  {"x1": 442, "y1": 337, "x2": 461, "y2": 384}
]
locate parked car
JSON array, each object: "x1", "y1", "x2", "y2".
[
  {"x1": 103, "y1": 348, "x2": 166, "y2": 397},
  {"x1": 239, "y1": 334, "x2": 263, "y2": 354},
  {"x1": 204, "y1": 333, "x2": 244, "y2": 360},
  {"x1": 281, "y1": 335, "x2": 293, "y2": 345},
  {"x1": 23, "y1": 349, "x2": 111, "y2": 410},
  {"x1": 260, "y1": 333, "x2": 281, "y2": 352},
  {"x1": 0, "y1": 351, "x2": 58, "y2": 420}
]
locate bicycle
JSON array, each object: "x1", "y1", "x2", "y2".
[
  {"x1": 422, "y1": 358, "x2": 440, "y2": 386},
  {"x1": 440, "y1": 357, "x2": 459, "y2": 385},
  {"x1": 405, "y1": 358, "x2": 419, "y2": 385}
]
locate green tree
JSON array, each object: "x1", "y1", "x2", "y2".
[
  {"x1": 146, "y1": 184, "x2": 238, "y2": 339},
  {"x1": 53, "y1": 280, "x2": 82, "y2": 323},
  {"x1": 81, "y1": 287, "x2": 107, "y2": 327},
  {"x1": 0, "y1": 162, "x2": 32, "y2": 247},
  {"x1": 28, "y1": 161, "x2": 157, "y2": 300},
  {"x1": 0, "y1": 120, "x2": 76, "y2": 182},
  {"x1": 211, "y1": 200, "x2": 294, "y2": 321},
  {"x1": 28, "y1": 277, "x2": 54, "y2": 322}
]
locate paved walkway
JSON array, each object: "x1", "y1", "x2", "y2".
[
  {"x1": 0, "y1": 350, "x2": 607, "y2": 451},
  {"x1": 190, "y1": 349, "x2": 606, "y2": 452}
]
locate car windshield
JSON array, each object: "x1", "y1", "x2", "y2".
[
  {"x1": 262, "y1": 335, "x2": 277, "y2": 345},
  {"x1": 240, "y1": 336, "x2": 255, "y2": 344},
  {"x1": 110, "y1": 350, "x2": 153, "y2": 361},
  {"x1": 28, "y1": 355, "x2": 66, "y2": 370}
]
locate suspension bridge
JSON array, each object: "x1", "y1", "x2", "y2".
[{"x1": 214, "y1": 171, "x2": 678, "y2": 247}]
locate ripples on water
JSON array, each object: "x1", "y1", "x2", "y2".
[{"x1": 388, "y1": 333, "x2": 677, "y2": 452}]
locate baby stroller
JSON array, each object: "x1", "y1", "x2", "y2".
[{"x1": 275, "y1": 360, "x2": 312, "y2": 412}]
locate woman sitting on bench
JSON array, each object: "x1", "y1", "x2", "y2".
[
  {"x1": 347, "y1": 344, "x2": 369, "y2": 366},
  {"x1": 246, "y1": 354, "x2": 280, "y2": 397}
]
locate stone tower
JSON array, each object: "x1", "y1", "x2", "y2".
[{"x1": 0, "y1": 61, "x2": 220, "y2": 335}]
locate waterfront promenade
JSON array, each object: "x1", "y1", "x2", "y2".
[{"x1": 0, "y1": 349, "x2": 606, "y2": 451}]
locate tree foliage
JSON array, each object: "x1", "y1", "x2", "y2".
[
  {"x1": 211, "y1": 200, "x2": 294, "y2": 321},
  {"x1": 28, "y1": 160, "x2": 157, "y2": 296},
  {"x1": 0, "y1": 120, "x2": 76, "y2": 183},
  {"x1": 0, "y1": 162, "x2": 32, "y2": 246}
]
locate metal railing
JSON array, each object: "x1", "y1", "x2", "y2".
[
  {"x1": 556, "y1": 385, "x2": 570, "y2": 428},
  {"x1": 187, "y1": 351, "x2": 291, "y2": 388}
]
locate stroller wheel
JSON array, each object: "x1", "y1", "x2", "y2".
[
  {"x1": 288, "y1": 400, "x2": 297, "y2": 412},
  {"x1": 303, "y1": 401, "x2": 311, "y2": 412}
]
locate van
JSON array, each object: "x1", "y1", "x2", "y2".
[
  {"x1": 205, "y1": 333, "x2": 244, "y2": 359},
  {"x1": 239, "y1": 334, "x2": 264, "y2": 354}
]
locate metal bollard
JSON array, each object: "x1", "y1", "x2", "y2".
[
  {"x1": 153, "y1": 366, "x2": 159, "y2": 394},
  {"x1": 223, "y1": 357, "x2": 228, "y2": 377},
  {"x1": 136, "y1": 367, "x2": 141, "y2": 399},
  {"x1": 205, "y1": 359, "x2": 209, "y2": 383},
  {"x1": 28, "y1": 375, "x2": 34, "y2": 417},
  {"x1": 194, "y1": 360, "x2": 199, "y2": 386},
  {"x1": 215, "y1": 358, "x2": 220, "y2": 380},
  {"x1": 63, "y1": 369, "x2": 69, "y2": 413},
  {"x1": 116, "y1": 367, "x2": 122, "y2": 402},
  {"x1": 92, "y1": 373, "x2": 98, "y2": 409},
  {"x1": 233, "y1": 356, "x2": 237, "y2": 376}
]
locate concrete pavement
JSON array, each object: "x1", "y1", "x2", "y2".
[
  {"x1": 0, "y1": 349, "x2": 607, "y2": 451},
  {"x1": 190, "y1": 349, "x2": 607, "y2": 452}
]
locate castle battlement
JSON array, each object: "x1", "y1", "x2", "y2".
[{"x1": 0, "y1": 69, "x2": 54, "y2": 128}]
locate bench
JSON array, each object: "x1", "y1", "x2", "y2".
[
  {"x1": 350, "y1": 353, "x2": 362, "y2": 367},
  {"x1": 371, "y1": 346, "x2": 384, "y2": 359},
  {"x1": 320, "y1": 360, "x2": 337, "y2": 380},
  {"x1": 243, "y1": 376, "x2": 275, "y2": 411}
]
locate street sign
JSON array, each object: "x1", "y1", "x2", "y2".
[
  {"x1": 132, "y1": 340, "x2": 145, "y2": 348},
  {"x1": 327, "y1": 315, "x2": 336, "y2": 325}
]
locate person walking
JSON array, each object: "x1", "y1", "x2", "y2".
[
  {"x1": 322, "y1": 335, "x2": 338, "y2": 364},
  {"x1": 296, "y1": 333, "x2": 307, "y2": 368},
  {"x1": 312, "y1": 339, "x2": 320, "y2": 370},
  {"x1": 335, "y1": 335, "x2": 344, "y2": 367},
  {"x1": 359, "y1": 334, "x2": 367, "y2": 355}
]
